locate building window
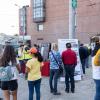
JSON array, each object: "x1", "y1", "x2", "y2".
[
  {"x1": 34, "y1": 7, "x2": 43, "y2": 18},
  {"x1": 32, "y1": 0, "x2": 46, "y2": 22},
  {"x1": 37, "y1": 24, "x2": 43, "y2": 31}
]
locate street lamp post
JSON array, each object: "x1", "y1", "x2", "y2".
[{"x1": 69, "y1": 0, "x2": 77, "y2": 39}]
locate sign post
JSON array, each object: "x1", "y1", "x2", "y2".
[{"x1": 69, "y1": 0, "x2": 77, "y2": 39}]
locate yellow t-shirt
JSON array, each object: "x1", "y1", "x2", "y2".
[
  {"x1": 26, "y1": 58, "x2": 41, "y2": 81},
  {"x1": 94, "y1": 49, "x2": 100, "y2": 66}
]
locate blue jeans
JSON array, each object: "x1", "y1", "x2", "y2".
[
  {"x1": 81, "y1": 59, "x2": 86, "y2": 74},
  {"x1": 28, "y1": 79, "x2": 41, "y2": 100},
  {"x1": 49, "y1": 69, "x2": 59, "y2": 93},
  {"x1": 64, "y1": 64, "x2": 75, "y2": 92},
  {"x1": 85, "y1": 57, "x2": 89, "y2": 68},
  {"x1": 94, "y1": 80, "x2": 100, "y2": 100}
]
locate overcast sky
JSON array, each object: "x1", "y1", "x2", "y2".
[{"x1": 0, "y1": 0, "x2": 30, "y2": 35}]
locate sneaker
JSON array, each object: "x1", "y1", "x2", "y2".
[{"x1": 53, "y1": 92, "x2": 61, "y2": 95}]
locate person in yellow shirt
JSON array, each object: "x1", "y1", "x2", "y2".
[
  {"x1": 26, "y1": 47, "x2": 43, "y2": 100},
  {"x1": 22, "y1": 43, "x2": 32, "y2": 78}
]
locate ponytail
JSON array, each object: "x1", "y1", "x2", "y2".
[{"x1": 34, "y1": 52, "x2": 43, "y2": 62}]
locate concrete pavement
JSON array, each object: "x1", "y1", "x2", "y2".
[{"x1": 0, "y1": 67, "x2": 95, "y2": 100}]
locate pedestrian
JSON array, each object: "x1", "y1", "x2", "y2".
[
  {"x1": 34, "y1": 44, "x2": 40, "y2": 52},
  {"x1": 49, "y1": 43, "x2": 63, "y2": 95},
  {"x1": 22, "y1": 42, "x2": 32, "y2": 79},
  {"x1": 0, "y1": 46, "x2": 3, "y2": 93},
  {"x1": 62, "y1": 43, "x2": 77, "y2": 93},
  {"x1": 0, "y1": 45, "x2": 20, "y2": 100},
  {"x1": 17, "y1": 44, "x2": 24, "y2": 75},
  {"x1": 84, "y1": 45, "x2": 90, "y2": 68},
  {"x1": 23, "y1": 42, "x2": 32, "y2": 62},
  {"x1": 79, "y1": 44, "x2": 88, "y2": 74},
  {"x1": 26, "y1": 47, "x2": 43, "y2": 100},
  {"x1": 92, "y1": 41, "x2": 100, "y2": 100}
]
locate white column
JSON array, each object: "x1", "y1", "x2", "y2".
[{"x1": 69, "y1": 0, "x2": 76, "y2": 39}]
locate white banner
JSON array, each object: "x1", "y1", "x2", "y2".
[{"x1": 58, "y1": 39, "x2": 82, "y2": 81}]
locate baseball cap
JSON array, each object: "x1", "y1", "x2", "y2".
[{"x1": 28, "y1": 47, "x2": 37, "y2": 54}]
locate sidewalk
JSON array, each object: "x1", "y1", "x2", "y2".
[{"x1": 0, "y1": 67, "x2": 95, "y2": 100}]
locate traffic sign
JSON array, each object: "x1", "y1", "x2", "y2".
[{"x1": 72, "y1": 0, "x2": 77, "y2": 9}]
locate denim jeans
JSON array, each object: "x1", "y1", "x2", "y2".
[
  {"x1": 49, "y1": 69, "x2": 59, "y2": 93},
  {"x1": 28, "y1": 79, "x2": 41, "y2": 100},
  {"x1": 94, "y1": 80, "x2": 100, "y2": 100},
  {"x1": 85, "y1": 57, "x2": 89, "y2": 68},
  {"x1": 0, "y1": 80, "x2": 1, "y2": 88},
  {"x1": 64, "y1": 64, "x2": 75, "y2": 92},
  {"x1": 81, "y1": 59, "x2": 86, "y2": 74}
]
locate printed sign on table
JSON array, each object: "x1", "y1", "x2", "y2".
[{"x1": 58, "y1": 39, "x2": 82, "y2": 81}]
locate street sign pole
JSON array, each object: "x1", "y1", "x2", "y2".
[{"x1": 69, "y1": 0, "x2": 77, "y2": 39}]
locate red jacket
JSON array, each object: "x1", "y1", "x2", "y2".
[{"x1": 62, "y1": 49, "x2": 77, "y2": 65}]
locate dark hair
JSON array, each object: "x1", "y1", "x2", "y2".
[
  {"x1": 33, "y1": 52, "x2": 43, "y2": 62},
  {"x1": 0, "y1": 45, "x2": 16, "y2": 67},
  {"x1": 80, "y1": 43, "x2": 84, "y2": 46},
  {"x1": 66, "y1": 43, "x2": 71, "y2": 48},
  {"x1": 92, "y1": 43, "x2": 100, "y2": 57},
  {"x1": 34, "y1": 44, "x2": 37, "y2": 47},
  {"x1": 95, "y1": 41, "x2": 100, "y2": 46}
]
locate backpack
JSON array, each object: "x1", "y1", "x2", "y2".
[{"x1": 0, "y1": 66, "x2": 13, "y2": 81}]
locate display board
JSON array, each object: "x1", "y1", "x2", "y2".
[
  {"x1": 58, "y1": 39, "x2": 82, "y2": 81},
  {"x1": 40, "y1": 43, "x2": 51, "y2": 61}
]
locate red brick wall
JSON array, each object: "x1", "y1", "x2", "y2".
[
  {"x1": 76, "y1": 0, "x2": 100, "y2": 43},
  {"x1": 27, "y1": 0, "x2": 100, "y2": 45}
]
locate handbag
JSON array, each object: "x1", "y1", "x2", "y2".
[
  {"x1": 94, "y1": 49, "x2": 100, "y2": 66},
  {"x1": 51, "y1": 51, "x2": 63, "y2": 74}
]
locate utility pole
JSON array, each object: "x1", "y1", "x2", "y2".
[{"x1": 69, "y1": 0, "x2": 77, "y2": 39}]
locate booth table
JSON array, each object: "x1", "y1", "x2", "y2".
[{"x1": 41, "y1": 61, "x2": 50, "y2": 77}]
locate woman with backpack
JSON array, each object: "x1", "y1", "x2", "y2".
[{"x1": 0, "y1": 45, "x2": 20, "y2": 100}]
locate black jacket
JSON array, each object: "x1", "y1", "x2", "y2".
[{"x1": 79, "y1": 46, "x2": 89, "y2": 61}]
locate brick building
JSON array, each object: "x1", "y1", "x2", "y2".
[
  {"x1": 19, "y1": 6, "x2": 29, "y2": 35},
  {"x1": 19, "y1": 0, "x2": 100, "y2": 46}
]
